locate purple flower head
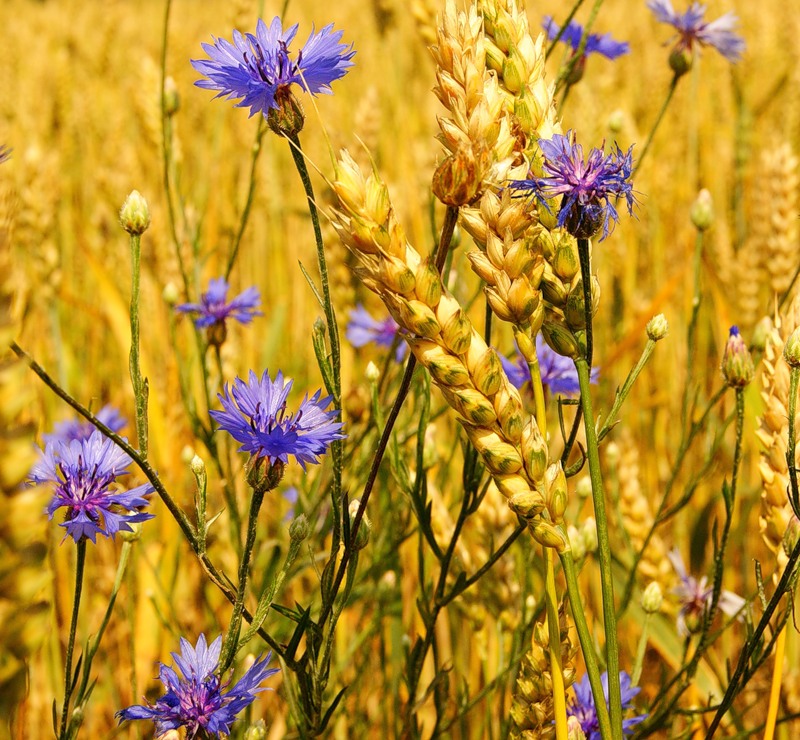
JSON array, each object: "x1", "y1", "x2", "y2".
[
  {"x1": 346, "y1": 304, "x2": 407, "y2": 361},
  {"x1": 647, "y1": 0, "x2": 745, "y2": 63},
  {"x1": 42, "y1": 405, "x2": 126, "y2": 447},
  {"x1": 117, "y1": 634, "x2": 279, "y2": 738},
  {"x1": 567, "y1": 671, "x2": 647, "y2": 739},
  {"x1": 668, "y1": 549, "x2": 746, "y2": 636},
  {"x1": 29, "y1": 430, "x2": 154, "y2": 544},
  {"x1": 509, "y1": 131, "x2": 636, "y2": 240},
  {"x1": 192, "y1": 17, "x2": 355, "y2": 119},
  {"x1": 499, "y1": 334, "x2": 598, "y2": 396},
  {"x1": 210, "y1": 370, "x2": 345, "y2": 470},
  {"x1": 176, "y1": 277, "x2": 262, "y2": 330},
  {"x1": 543, "y1": 16, "x2": 629, "y2": 60}
]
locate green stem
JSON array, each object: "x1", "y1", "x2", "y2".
[
  {"x1": 225, "y1": 119, "x2": 267, "y2": 280},
  {"x1": 634, "y1": 73, "x2": 681, "y2": 176},
  {"x1": 284, "y1": 131, "x2": 344, "y2": 558},
  {"x1": 221, "y1": 485, "x2": 267, "y2": 672},
  {"x1": 631, "y1": 613, "x2": 651, "y2": 686},
  {"x1": 788, "y1": 367, "x2": 800, "y2": 517},
  {"x1": 575, "y1": 359, "x2": 622, "y2": 736},
  {"x1": 128, "y1": 233, "x2": 148, "y2": 457},
  {"x1": 681, "y1": 229, "x2": 705, "y2": 431},
  {"x1": 58, "y1": 540, "x2": 86, "y2": 740},
  {"x1": 560, "y1": 548, "x2": 613, "y2": 739}
]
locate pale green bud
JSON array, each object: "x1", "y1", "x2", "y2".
[
  {"x1": 641, "y1": 581, "x2": 664, "y2": 614},
  {"x1": 289, "y1": 513, "x2": 310, "y2": 542},
  {"x1": 690, "y1": 188, "x2": 714, "y2": 231},
  {"x1": 365, "y1": 361, "x2": 381, "y2": 383},
  {"x1": 244, "y1": 720, "x2": 268, "y2": 740},
  {"x1": 646, "y1": 313, "x2": 669, "y2": 342},
  {"x1": 162, "y1": 282, "x2": 180, "y2": 306},
  {"x1": 119, "y1": 190, "x2": 151, "y2": 235},
  {"x1": 784, "y1": 328, "x2": 800, "y2": 368}
]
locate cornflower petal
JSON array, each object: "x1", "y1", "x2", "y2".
[
  {"x1": 117, "y1": 634, "x2": 280, "y2": 737},
  {"x1": 30, "y1": 430, "x2": 154, "y2": 544},
  {"x1": 509, "y1": 132, "x2": 636, "y2": 240},
  {"x1": 210, "y1": 369, "x2": 345, "y2": 469},
  {"x1": 543, "y1": 16, "x2": 629, "y2": 59},
  {"x1": 647, "y1": 0, "x2": 745, "y2": 62},
  {"x1": 567, "y1": 671, "x2": 647, "y2": 739},
  {"x1": 176, "y1": 277, "x2": 262, "y2": 329},
  {"x1": 192, "y1": 16, "x2": 354, "y2": 118}
]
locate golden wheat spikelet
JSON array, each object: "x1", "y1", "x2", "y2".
[
  {"x1": 755, "y1": 143, "x2": 800, "y2": 296},
  {"x1": 757, "y1": 294, "x2": 800, "y2": 582},
  {"x1": 509, "y1": 602, "x2": 577, "y2": 739},
  {"x1": 615, "y1": 430, "x2": 674, "y2": 591}
]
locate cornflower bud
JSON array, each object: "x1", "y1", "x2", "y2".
[
  {"x1": 646, "y1": 313, "x2": 669, "y2": 342},
  {"x1": 784, "y1": 327, "x2": 800, "y2": 368},
  {"x1": 641, "y1": 581, "x2": 664, "y2": 614},
  {"x1": 721, "y1": 326, "x2": 754, "y2": 387},
  {"x1": 162, "y1": 282, "x2": 180, "y2": 306},
  {"x1": 348, "y1": 499, "x2": 371, "y2": 550},
  {"x1": 289, "y1": 513, "x2": 310, "y2": 542},
  {"x1": 119, "y1": 190, "x2": 151, "y2": 235},
  {"x1": 690, "y1": 189, "x2": 714, "y2": 231}
]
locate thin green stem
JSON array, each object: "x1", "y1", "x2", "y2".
[
  {"x1": 560, "y1": 548, "x2": 613, "y2": 739},
  {"x1": 128, "y1": 233, "x2": 148, "y2": 457},
  {"x1": 575, "y1": 359, "x2": 622, "y2": 735},
  {"x1": 225, "y1": 118, "x2": 267, "y2": 280},
  {"x1": 788, "y1": 367, "x2": 800, "y2": 517},
  {"x1": 681, "y1": 229, "x2": 705, "y2": 431},
  {"x1": 631, "y1": 613, "x2": 651, "y2": 686},
  {"x1": 221, "y1": 485, "x2": 267, "y2": 672},
  {"x1": 634, "y1": 73, "x2": 681, "y2": 176},
  {"x1": 58, "y1": 540, "x2": 86, "y2": 740}
]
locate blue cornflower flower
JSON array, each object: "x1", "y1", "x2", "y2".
[
  {"x1": 346, "y1": 304, "x2": 407, "y2": 361},
  {"x1": 499, "y1": 334, "x2": 598, "y2": 396},
  {"x1": 543, "y1": 16, "x2": 629, "y2": 60},
  {"x1": 210, "y1": 370, "x2": 345, "y2": 471},
  {"x1": 42, "y1": 404, "x2": 126, "y2": 447},
  {"x1": 648, "y1": 0, "x2": 745, "y2": 63},
  {"x1": 117, "y1": 634, "x2": 279, "y2": 738},
  {"x1": 176, "y1": 277, "x2": 262, "y2": 329},
  {"x1": 510, "y1": 131, "x2": 635, "y2": 240},
  {"x1": 668, "y1": 549, "x2": 746, "y2": 636},
  {"x1": 567, "y1": 671, "x2": 647, "y2": 739},
  {"x1": 30, "y1": 430, "x2": 154, "y2": 544},
  {"x1": 192, "y1": 17, "x2": 355, "y2": 119}
]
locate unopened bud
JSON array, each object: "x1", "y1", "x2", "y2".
[
  {"x1": 784, "y1": 328, "x2": 800, "y2": 368},
  {"x1": 783, "y1": 516, "x2": 800, "y2": 558},
  {"x1": 605, "y1": 441, "x2": 620, "y2": 469},
  {"x1": 646, "y1": 314, "x2": 669, "y2": 342},
  {"x1": 348, "y1": 499, "x2": 371, "y2": 550},
  {"x1": 181, "y1": 445, "x2": 195, "y2": 464},
  {"x1": 244, "y1": 720, "x2": 267, "y2": 740},
  {"x1": 120, "y1": 519, "x2": 143, "y2": 543},
  {"x1": 641, "y1": 581, "x2": 664, "y2": 614},
  {"x1": 289, "y1": 513, "x2": 310, "y2": 542},
  {"x1": 266, "y1": 86, "x2": 305, "y2": 135},
  {"x1": 164, "y1": 76, "x2": 180, "y2": 116},
  {"x1": 575, "y1": 476, "x2": 592, "y2": 500},
  {"x1": 607, "y1": 109, "x2": 625, "y2": 135},
  {"x1": 690, "y1": 188, "x2": 714, "y2": 231},
  {"x1": 751, "y1": 317, "x2": 773, "y2": 353},
  {"x1": 668, "y1": 46, "x2": 693, "y2": 77},
  {"x1": 365, "y1": 361, "x2": 381, "y2": 383},
  {"x1": 568, "y1": 525, "x2": 586, "y2": 561},
  {"x1": 581, "y1": 517, "x2": 598, "y2": 553},
  {"x1": 162, "y1": 282, "x2": 180, "y2": 306},
  {"x1": 721, "y1": 326, "x2": 754, "y2": 387},
  {"x1": 119, "y1": 190, "x2": 150, "y2": 235},
  {"x1": 190, "y1": 454, "x2": 205, "y2": 477},
  {"x1": 246, "y1": 456, "x2": 285, "y2": 494}
]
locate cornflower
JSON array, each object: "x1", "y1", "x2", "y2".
[
  {"x1": 42, "y1": 404, "x2": 126, "y2": 446},
  {"x1": 117, "y1": 634, "x2": 278, "y2": 738},
  {"x1": 543, "y1": 16, "x2": 629, "y2": 60},
  {"x1": 567, "y1": 671, "x2": 647, "y2": 739},
  {"x1": 509, "y1": 131, "x2": 636, "y2": 240},
  {"x1": 499, "y1": 334, "x2": 598, "y2": 395},
  {"x1": 192, "y1": 17, "x2": 355, "y2": 120},
  {"x1": 647, "y1": 0, "x2": 745, "y2": 63},
  {"x1": 668, "y1": 549, "x2": 746, "y2": 636},
  {"x1": 211, "y1": 370, "x2": 345, "y2": 473},
  {"x1": 346, "y1": 303, "x2": 407, "y2": 361},
  {"x1": 30, "y1": 430, "x2": 154, "y2": 544},
  {"x1": 176, "y1": 277, "x2": 262, "y2": 346}
]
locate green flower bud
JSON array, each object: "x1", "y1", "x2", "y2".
[
  {"x1": 721, "y1": 326, "x2": 754, "y2": 387},
  {"x1": 690, "y1": 188, "x2": 714, "y2": 231},
  {"x1": 289, "y1": 513, "x2": 310, "y2": 542},
  {"x1": 365, "y1": 360, "x2": 381, "y2": 383},
  {"x1": 646, "y1": 313, "x2": 669, "y2": 342},
  {"x1": 641, "y1": 581, "x2": 664, "y2": 614},
  {"x1": 266, "y1": 86, "x2": 305, "y2": 135},
  {"x1": 668, "y1": 47, "x2": 693, "y2": 77},
  {"x1": 348, "y1": 499, "x2": 371, "y2": 550},
  {"x1": 119, "y1": 190, "x2": 151, "y2": 235},
  {"x1": 784, "y1": 327, "x2": 800, "y2": 368},
  {"x1": 244, "y1": 720, "x2": 268, "y2": 740},
  {"x1": 162, "y1": 282, "x2": 180, "y2": 306}
]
